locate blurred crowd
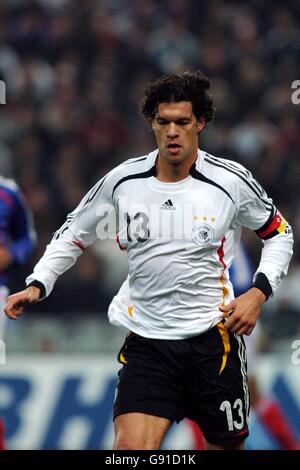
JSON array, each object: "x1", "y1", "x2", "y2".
[{"x1": 0, "y1": 0, "x2": 299, "y2": 339}]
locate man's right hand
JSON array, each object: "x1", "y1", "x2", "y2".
[{"x1": 4, "y1": 286, "x2": 41, "y2": 320}]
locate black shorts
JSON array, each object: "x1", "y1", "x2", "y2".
[{"x1": 113, "y1": 322, "x2": 249, "y2": 447}]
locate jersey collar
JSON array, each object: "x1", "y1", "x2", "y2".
[{"x1": 145, "y1": 148, "x2": 205, "y2": 174}]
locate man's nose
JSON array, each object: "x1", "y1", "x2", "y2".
[{"x1": 167, "y1": 122, "x2": 179, "y2": 138}]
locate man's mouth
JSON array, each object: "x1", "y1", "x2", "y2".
[
  {"x1": 167, "y1": 143, "x2": 181, "y2": 149},
  {"x1": 166, "y1": 143, "x2": 182, "y2": 154}
]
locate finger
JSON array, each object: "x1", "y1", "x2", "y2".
[
  {"x1": 225, "y1": 315, "x2": 245, "y2": 332},
  {"x1": 227, "y1": 323, "x2": 243, "y2": 334},
  {"x1": 232, "y1": 321, "x2": 255, "y2": 336},
  {"x1": 5, "y1": 309, "x2": 21, "y2": 320},
  {"x1": 5, "y1": 307, "x2": 17, "y2": 319},
  {"x1": 8, "y1": 310, "x2": 23, "y2": 320},
  {"x1": 235, "y1": 326, "x2": 247, "y2": 335},
  {"x1": 219, "y1": 300, "x2": 236, "y2": 313},
  {"x1": 4, "y1": 299, "x2": 25, "y2": 319},
  {"x1": 241, "y1": 325, "x2": 255, "y2": 336},
  {"x1": 222, "y1": 308, "x2": 235, "y2": 319}
]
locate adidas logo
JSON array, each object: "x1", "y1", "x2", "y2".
[{"x1": 160, "y1": 199, "x2": 176, "y2": 211}]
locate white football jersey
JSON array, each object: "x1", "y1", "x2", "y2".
[{"x1": 26, "y1": 149, "x2": 293, "y2": 339}]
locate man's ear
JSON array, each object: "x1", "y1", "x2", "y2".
[{"x1": 196, "y1": 119, "x2": 206, "y2": 133}]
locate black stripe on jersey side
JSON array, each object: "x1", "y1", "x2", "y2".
[
  {"x1": 204, "y1": 155, "x2": 273, "y2": 210},
  {"x1": 205, "y1": 154, "x2": 272, "y2": 207},
  {"x1": 86, "y1": 159, "x2": 148, "y2": 204},
  {"x1": 206, "y1": 153, "x2": 251, "y2": 178},
  {"x1": 205, "y1": 153, "x2": 263, "y2": 196},
  {"x1": 112, "y1": 166, "x2": 156, "y2": 197},
  {"x1": 205, "y1": 154, "x2": 267, "y2": 200},
  {"x1": 189, "y1": 165, "x2": 235, "y2": 205},
  {"x1": 54, "y1": 224, "x2": 69, "y2": 240},
  {"x1": 124, "y1": 157, "x2": 147, "y2": 165},
  {"x1": 56, "y1": 177, "x2": 107, "y2": 239},
  {"x1": 54, "y1": 223, "x2": 68, "y2": 240},
  {"x1": 208, "y1": 155, "x2": 264, "y2": 197},
  {"x1": 84, "y1": 177, "x2": 107, "y2": 206},
  {"x1": 54, "y1": 214, "x2": 75, "y2": 240}
]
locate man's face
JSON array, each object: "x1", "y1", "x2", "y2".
[{"x1": 151, "y1": 101, "x2": 205, "y2": 164}]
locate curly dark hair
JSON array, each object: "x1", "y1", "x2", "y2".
[{"x1": 140, "y1": 70, "x2": 215, "y2": 123}]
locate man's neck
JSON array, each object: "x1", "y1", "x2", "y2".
[{"x1": 155, "y1": 151, "x2": 198, "y2": 182}]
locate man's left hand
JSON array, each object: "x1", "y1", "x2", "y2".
[{"x1": 219, "y1": 287, "x2": 266, "y2": 336}]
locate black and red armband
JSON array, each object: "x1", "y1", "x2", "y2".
[{"x1": 255, "y1": 211, "x2": 289, "y2": 240}]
